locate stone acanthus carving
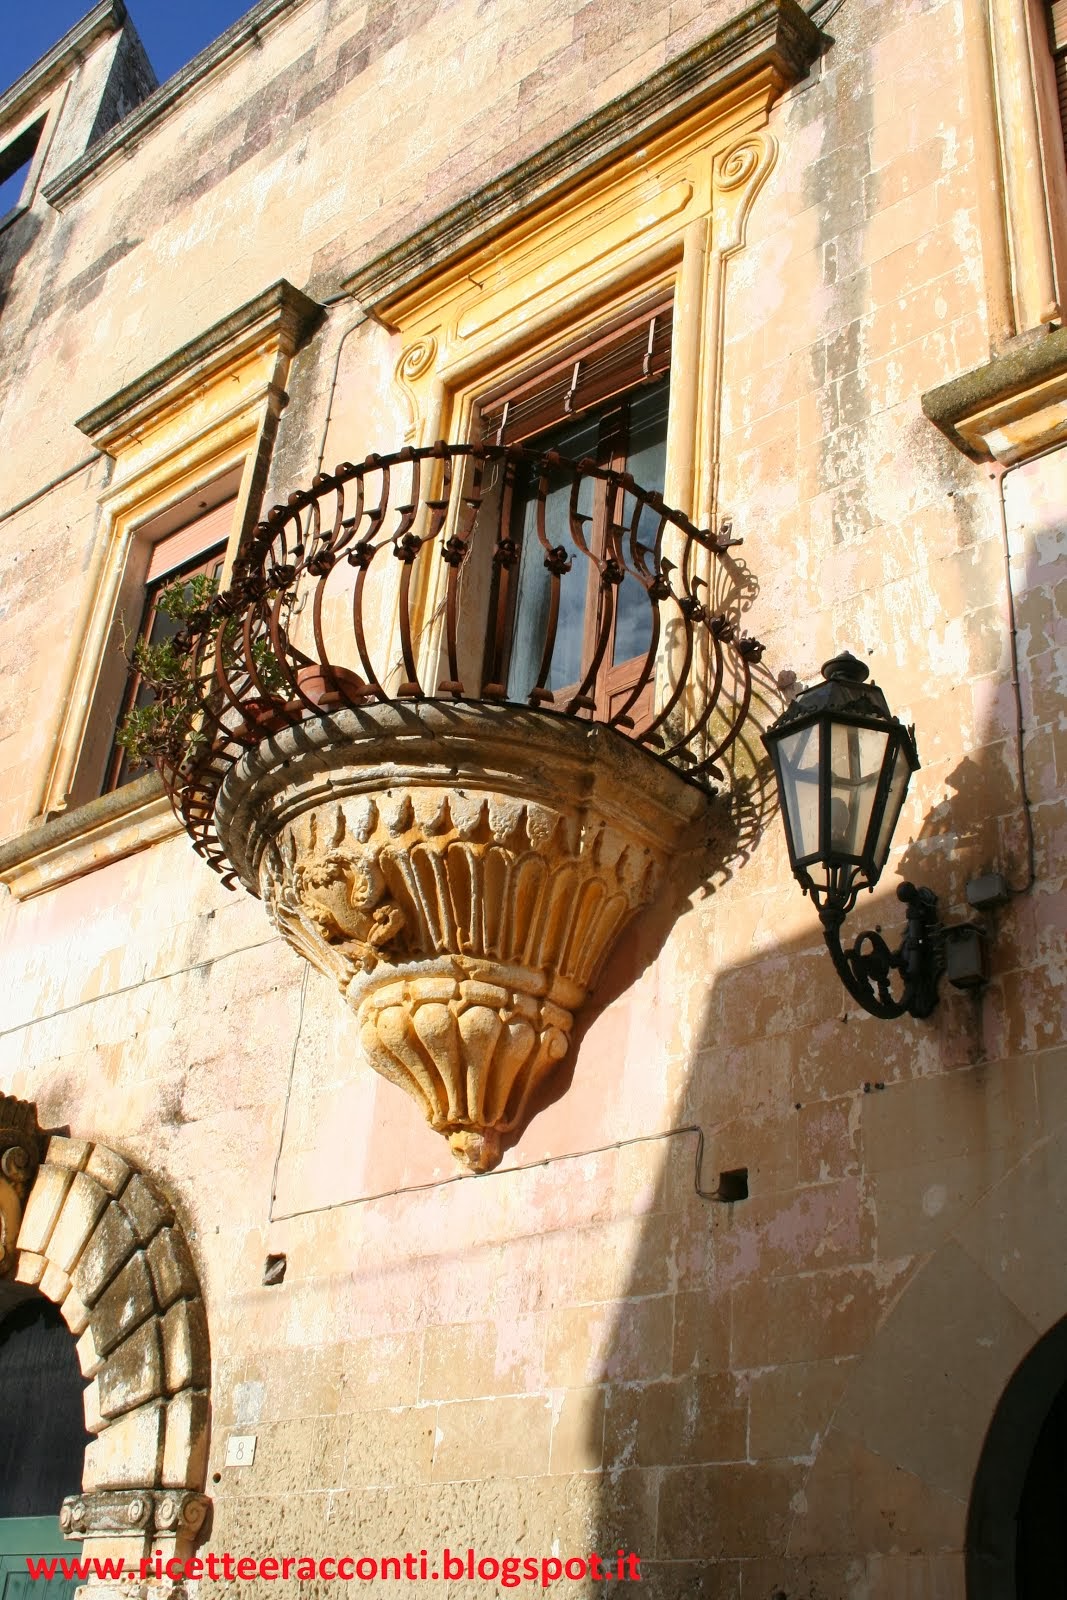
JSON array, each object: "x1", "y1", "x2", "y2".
[
  {"x1": 270, "y1": 807, "x2": 408, "y2": 978},
  {"x1": 262, "y1": 788, "x2": 658, "y2": 1171},
  {"x1": 0, "y1": 1096, "x2": 41, "y2": 1278},
  {"x1": 217, "y1": 706, "x2": 709, "y2": 1172}
]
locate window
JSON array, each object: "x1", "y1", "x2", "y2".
[
  {"x1": 477, "y1": 301, "x2": 671, "y2": 728},
  {"x1": 66, "y1": 476, "x2": 242, "y2": 807},
  {"x1": 102, "y1": 500, "x2": 234, "y2": 792},
  {"x1": 0, "y1": 280, "x2": 321, "y2": 901},
  {"x1": 0, "y1": 118, "x2": 44, "y2": 218}
]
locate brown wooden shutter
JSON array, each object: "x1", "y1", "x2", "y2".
[
  {"x1": 1050, "y1": 0, "x2": 1067, "y2": 152},
  {"x1": 480, "y1": 300, "x2": 672, "y2": 445},
  {"x1": 145, "y1": 498, "x2": 236, "y2": 582}
]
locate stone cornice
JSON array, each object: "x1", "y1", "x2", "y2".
[
  {"x1": 75, "y1": 280, "x2": 324, "y2": 452},
  {"x1": 0, "y1": 774, "x2": 179, "y2": 901},
  {"x1": 41, "y1": 0, "x2": 308, "y2": 211},
  {"x1": 342, "y1": 0, "x2": 824, "y2": 313},
  {"x1": 0, "y1": 2, "x2": 126, "y2": 133},
  {"x1": 921, "y1": 327, "x2": 1067, "y2": 463}
]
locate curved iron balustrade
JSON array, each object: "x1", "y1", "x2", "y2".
[{"x1": 151, "y1": 442, "x2": 764, "y2": 882}]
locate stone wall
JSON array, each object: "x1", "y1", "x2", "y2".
[{"x1": 0, "y1": 0, "x2": 1065, "y2": 1596}]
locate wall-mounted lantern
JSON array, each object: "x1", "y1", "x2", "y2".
[{"x1": 762, "y1": 652, "x2": 987, "y2": 1020}]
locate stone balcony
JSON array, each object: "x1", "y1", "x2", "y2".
[{"x1": 152, "y1": 442, "x2": 764, "y2": 1168}]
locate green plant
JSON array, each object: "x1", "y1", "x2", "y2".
[{"x1": 115, "y1": 574, "x2": 288, "y2": 770}]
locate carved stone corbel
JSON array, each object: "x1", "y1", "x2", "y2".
[
  {"x1": 215, "y1": 704, "x2": 710, "y2": 1171},
  {"x1": 0, "y1": 1097, "x2": 42, "y2": 1278},
  {"x1": 60, "y1": 1489, "x2": 209, "y2": 1542}
]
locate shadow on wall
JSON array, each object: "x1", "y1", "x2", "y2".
[
  {"x1": 491, "y1": 588, "x2": 785, "y2": 1166},
  {"x1": 0, "y1": 206, "x2": 42, "y2": 323},
  {"x1": 579, "y1": 871, "x2": 967, "y2": 1599},
  {"x1": 581, "y1": 510, "x2": 1066, "y2": 1597}
]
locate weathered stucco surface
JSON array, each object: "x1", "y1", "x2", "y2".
[{"x1": 0, "y1": 0, "x2": 1065, "y2": 1596}]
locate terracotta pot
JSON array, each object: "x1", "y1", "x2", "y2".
[
  {"x1": 294, "y1": 664, "x2": 370, "y2": 709},
  {"x1": 241, "y1": 698, "x2": 289, "y2": 734}
]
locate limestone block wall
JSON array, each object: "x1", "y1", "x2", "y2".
[{"x1": 0, "y1": 0, "x2": 1063, "y2": 1597}]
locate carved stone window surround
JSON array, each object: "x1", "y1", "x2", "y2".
[
  {"x1": 361, "y1": 92, "x2": 791, "y2": 526},
  {"x1": 334, "y1": 8, "x2": 819, "y2": 702},
  {"x1": 0, "y1": 281, "x2": 322, "y2": 901},
  {"x1": 0, "y1": 774, "x2": 174, "y2": 903},
  {"x1": 0, "y1": 0, "x2": 124, "y2": 232},
  {"x1": 921, "y1": 321, "x2": 1067, "y2": 461},
  {"x1": 965, "y1": 0, "x2": 1067, "y2": 343},
  {"x1": 0, "y1": 95, "x2": 61, "y2": 234}
]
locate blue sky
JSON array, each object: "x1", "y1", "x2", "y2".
[
  {"x1": 2, "y1": 3, "x2": 254, "y2": 211},
  {"x1": 5, "y1": 2, "x2": 256, "y2": 92}
]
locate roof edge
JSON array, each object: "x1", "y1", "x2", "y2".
[
  {"x1": 0, "y1": 1, "x2": 126, "y2": 132},
  {"x1": 76, "y1": 279, "x2": 324, "y2": 447},
  {"x1": 42, "y1": 0, "x2": 309, "y2": 211}
]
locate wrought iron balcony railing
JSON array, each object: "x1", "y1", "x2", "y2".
[{"x1": 150, "y1": 441, "x2": 763, "y2": 881}]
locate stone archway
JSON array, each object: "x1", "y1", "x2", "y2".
[
  {"x1": 967, "y1": 1315, "x2": 1067, "y2": 1600},
  {"x1": 0, "y1": 1100, "x2": 210, "y2": 1558}
]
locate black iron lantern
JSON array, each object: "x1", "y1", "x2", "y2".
[
  {"x1": 763, "y1": 652, "x2": 918, "y2": 916},
  {"x1": 763, "y1": 651, "x2": 985, "y2": 1020}
]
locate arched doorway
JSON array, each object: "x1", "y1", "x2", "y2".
[
  {"x1": 0, "y1": 1291, "x2": 88, "y2": 1598},
  {"x1": 2, "y1": 1120, "x2": 212, "y2": 1567},
  {"x1": 1016, "y1": 1373, "x2": 1067, "y2": 1594},
  {"x1": 968, "y1": 1316, "x2": 1067, "y2": 1600}
]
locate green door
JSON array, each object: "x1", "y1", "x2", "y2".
[
  {"x1": 0, "y1": 1517, "x2": 82, "y2": 1599},
  {"x1": 0, "y1": 1296, "x2": 91, "y2": 1600}
]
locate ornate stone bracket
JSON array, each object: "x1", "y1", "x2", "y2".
[
  {"x1": 60, "y1": 1488, "x2": 209, "y2": 1541},
  {"x1": 216, "y1": 703, "x2": 711, "y2": 1170}
]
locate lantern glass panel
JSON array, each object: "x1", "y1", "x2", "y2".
[
  {"x1": 827, "y1": 721, "x2": 889, "y2": 861},
  {"x1": 775, "y1": 721, "x2": 821, "y2": 863},
  {"x1": 871, "y1": 739, "x2": 913, "y2": 874}
]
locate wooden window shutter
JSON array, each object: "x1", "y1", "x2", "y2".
[
  {"x1": 480, "y1": 300, "x2": 672, "y2": 445},
  {"x1": 1050, "y1": 0, "x2": 1067, "y2": 153},
  {"x1": 145, "y1": 498, "x2": 236, "y2": 582}
]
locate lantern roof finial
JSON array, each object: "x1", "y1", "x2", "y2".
[{"x1": 822, "y1": 650, "x2": 870, "y2": 684}]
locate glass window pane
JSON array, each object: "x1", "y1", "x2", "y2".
[
  {"x1": 106, "y1": 545, "x2": 226, "y2": 791},
  {"x1": 507, "y1": 416, "x2": 597, "y2": 699},
  {"x1": 612, "y1": 380, "x2": 667, "y2": 667},
  {"x1": 871, "y1": 741, "x2": 913, "y2": 872},
  {"x1": 776, "y1": 721, "x2": 821, "y2": 862},
  {"x1": 828, "y1": 722, "x2": 888, "y2": 860}
]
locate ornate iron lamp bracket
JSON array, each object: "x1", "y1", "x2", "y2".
[{"x1": 819, "y1": 882, "x2": 944, "y2": 1021}]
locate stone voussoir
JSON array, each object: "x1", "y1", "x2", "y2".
[{"x1": 98, "y1": 1317, "x2": 166, "y2": 1420}]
